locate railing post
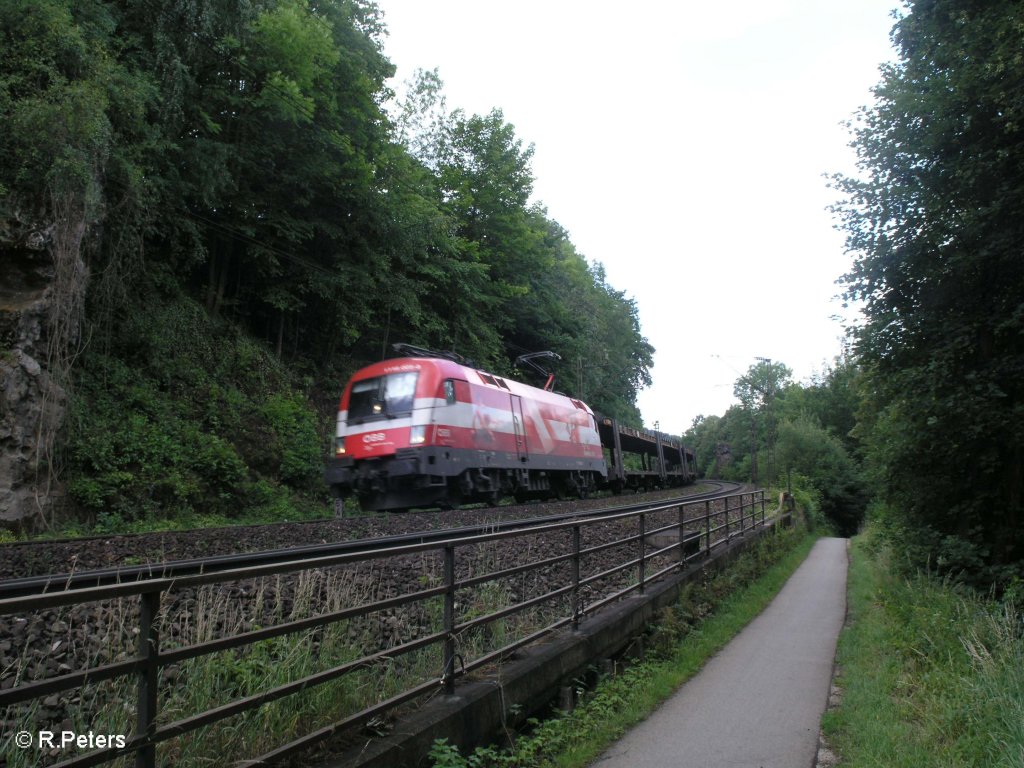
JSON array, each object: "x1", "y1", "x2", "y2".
[
  {"x1": 704, "y1": 500, "x2": 711, "y2": 556},
  {"x1": 761, "y1": 490, "x2": 766, "y2": 525},
  {"x1": 638, "y1": 512, "x2": 646, "y2": 594},
  {"x1": 678, "y1": 504, "x2": 686, "y2": 570},
  {"x1": 136, "y1": 589, "x2": 160, "y2": 768},
  {"x1": 442, "y1": 544, "x2": 456, "y2": 695},
  {"x1": 571, "y1": 525, "x2": 581, "y2": 630},
  {"x1": 724, "y1": 495, "x2": 730, "y2": 541}
]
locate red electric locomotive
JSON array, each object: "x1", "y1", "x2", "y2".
[{"x1": 324, "y1": 349, "x2": 607, "y2": 511}]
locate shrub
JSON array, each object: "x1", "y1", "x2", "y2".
[
  {"x1": 260, "y1": 392, "x2": 321, "y2": 487},
  {"x1": 62, "y1": 293, "x2": 326, "y2": 529}
]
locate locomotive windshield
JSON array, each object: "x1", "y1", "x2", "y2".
[{"x1": 348, "y1": 372, "x2": 419, "y2": 423}]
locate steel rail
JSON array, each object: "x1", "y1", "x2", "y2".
[
  {"x1": 0, "y1": 483, "x2": 741, "y2": 599},
  {"x1": 0, "y1": 489, "x2": 747, "y2": 617},
  {"x1": 0, "y1": 482, "x2": 732, "y2": 552}
]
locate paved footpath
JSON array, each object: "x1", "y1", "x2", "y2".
[{"x1": 592, "y1": 536, "x2": 848, "y2": 768}]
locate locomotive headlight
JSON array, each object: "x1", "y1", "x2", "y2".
[
  {"x1": 409, "y1": 425, "x2": 427, "y2": 445},
  {"x1": 334, "y1": 437, "x2": 346, "y2": 457}
]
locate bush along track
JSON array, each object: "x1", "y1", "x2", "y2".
[
  {"x1": 430, "y1": 521, "x2": 818, "y2": 768},
  {"x1": 821, "y1": 532, "x2": 1024, "y2": 768}
]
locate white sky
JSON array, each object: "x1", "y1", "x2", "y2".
[{"x1": 374, "y1": 0, "x2": 901, "y2": 435}]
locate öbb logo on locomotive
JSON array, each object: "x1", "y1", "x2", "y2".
[{"x1": 323, "y1": 345, "x2": 697, "y2": 512}]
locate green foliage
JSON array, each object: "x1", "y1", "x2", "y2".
[
  {"x1": 63, "y1": 292, "x2": 323, "y2": 526},
  {"x1": 1, "y1": 0, "x2": 109, "y2": 204},
  {"x1": 260, "y1": 392, "x2": 322, "y2": 487},
  {"x1": 251, "y1": 0, "x2": 340, "y2": 121},
  {"x1": 67, "y1": 357, "x2": 249, "y2": 520},
  {"x1": 733, "y1": 360, "x2": 791, "y2": 412},
  {"x1": 833, "y1": 0, "x2": 1024, "y2": 588},
  {"x1": 776, "y1": 418, "x2": 866, "y2": 535},
  {"x1": 394, "y1": 82, "x2": 653, "y2": 414},
  {"x1": 2, "y1": 0, "x2": 657, "y2": 531},
  {"x1": 96, "y1": 415, "x2": 226, "y2": 514},
  {"x1": 685, "y1": 355, "x2": 867, "y2": 534},
  {"x1": 429, "y1": 740, "x2": 512, "y2": 768}
]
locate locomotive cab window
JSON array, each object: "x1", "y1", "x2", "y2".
[
  {"x1": 348, "y1": 372, "x2": 418, "y2": 423},
  {"x1": 441, "y1": 379, "x2": 470, "y2": 404}
]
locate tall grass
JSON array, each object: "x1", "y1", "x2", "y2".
[
  {"x1": 1, "y1": 563, "x2": 446, "y2": 767},
  {"x1": 823, "y1": 533, "x2": 1024, "y2": 767}
]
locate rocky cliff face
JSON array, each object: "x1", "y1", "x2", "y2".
[{"x1": 0, "y1": 219, "x2": 72, "y2": 531}]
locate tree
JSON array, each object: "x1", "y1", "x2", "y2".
[
  {"x1": 403, "y1": 91, "x2": 654, "y2": 413},
  {"x1": 685, "y1": 413, "x2": 737, "y2": 479},
  {"x1": 391, "y1": 67, "x2": 448, "y2": 170},
  {"x1": 3, "y1": 0, "x2": 661, "y2": 529},
  {"x1": 733, "y1": 359, "x2": 792, "y2": 483},
  {"x1": 434, "y1": 107, "x2": 540, "y2": 330},
  {"x1": 776, "y1": 417, "x2": 865, "y2": 536},
  {"x1": 779, "y1": 349, "x2": 863, "y2": 458},
  {"x1": 833, "y1": 0, "x2": 1024, "y2": 587}
]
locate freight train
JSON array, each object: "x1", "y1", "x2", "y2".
[{"x1": 324, "y1": 347, "x2": 697, "y2": 511}]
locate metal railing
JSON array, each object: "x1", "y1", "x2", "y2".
[{"x1": 0, "y1": 490, "x2": 768, "y2": 768}]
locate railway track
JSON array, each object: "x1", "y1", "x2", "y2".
[{"x1": 0, "y1": 482, "x2": 741, "y2": 598}]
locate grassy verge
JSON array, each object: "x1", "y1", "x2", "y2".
[
  {"x1": 431, "y1": 524, "x2": 820, "y2": 768},
  {"x1": 822, "y1": 533, "x2": 1024, "y2": 767}
]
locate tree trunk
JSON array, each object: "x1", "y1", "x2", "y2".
[
  {"x1": 205, "y1": 253, "x2": 217, "y2": 314},
  {"x1": 276, "y1": 311, "x2": 284, "y2": 359}
]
